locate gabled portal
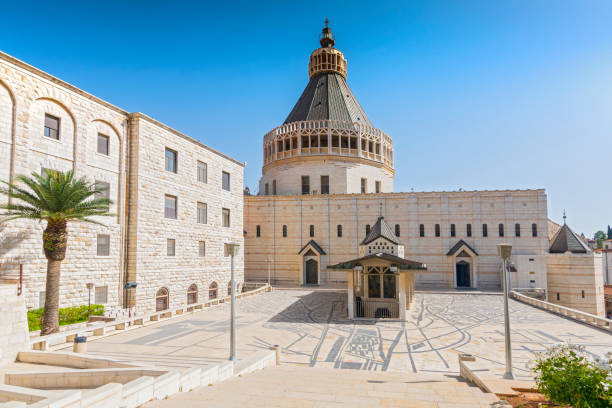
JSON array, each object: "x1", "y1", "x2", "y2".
[{"x1": 298, "y1": 240, "x2": 326, "y2": 285}]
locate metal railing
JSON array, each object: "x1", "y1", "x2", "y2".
[
  {"x1": 0, "y1": 263, "x2": 24, "y2": 296},
  {"x1": 355, "y1": 299, "x2": 399, "y2": 319}
]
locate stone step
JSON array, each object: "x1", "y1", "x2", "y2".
[{"x1": 145, "y1": 365, "x2": 501, "y2": 407}]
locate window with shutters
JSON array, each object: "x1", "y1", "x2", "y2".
[
  {"x1": 197, "y1": 202, "x2": 207, "y2": 224},
  {"x1": 95, "y1": 286, "x2": 108, "y2": 304},
  {"x1": 44, "y1": 114, "x2": 60, "y2": 139},
  {"x1": 167, "y1": 239, "x2": 175, "y2": 256},
  {"x1": 165, "y1": 148, "x2": 177, "y2": 173},
  {"x1": 97, "y1": 234, "x2": 110, "y2": 256},
  {"x1": 164, "y1": 195, "x2": 177, "y2": 219},
  {"x1": 97, "y1": 133, "x2": 109, "y2": 155},
  {"x1": 222, "y1": 171, "x2": 230, "y2": 191},
  {"x1": 197, "y1": 161, "x2": 207, "y2": 183}
]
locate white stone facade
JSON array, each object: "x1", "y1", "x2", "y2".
[{"x1": 0, "y1": 51, "x2": 244, "y2": 313}]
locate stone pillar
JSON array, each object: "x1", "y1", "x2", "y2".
[
  {"x1": 347, "y1": 271, "x2": 354, "y2": 319},
  {"x1": 399, "y1": 274, "x2": 407, "y2": 320}
]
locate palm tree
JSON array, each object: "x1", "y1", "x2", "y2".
[{"x1": 0, "y1": 170, "x2": 113, "y2": 335}]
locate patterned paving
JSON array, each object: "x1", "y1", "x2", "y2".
[{"x1": 81, "y1": 290, "x2": 612, "y2": 379}]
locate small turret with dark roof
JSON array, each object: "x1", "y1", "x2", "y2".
[{"x1": 549, "y1": 213, "x2": 590, "y2": 254}]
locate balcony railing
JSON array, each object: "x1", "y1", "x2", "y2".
[{"x1": 355, "y1": 299, "x2": 399, "y2": 319}]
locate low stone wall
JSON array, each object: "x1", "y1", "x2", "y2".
[
  {"x1": 510, "y1": 291, "x2": 612, "y2": 331},
  {"x1": 0, "y1": 284, "x2": 29, "y2": 366}
]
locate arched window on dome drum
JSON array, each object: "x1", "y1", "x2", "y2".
[
  {"x1": 209, "y1": 282, "x2": 218, "y2": 300},
  {"x1": 187, "y1": 284, "x2": 198, "y2": 305},
  {"x1": 156, "y1": 288, "x2": 169, "y2": 312}
]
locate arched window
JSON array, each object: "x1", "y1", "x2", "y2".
[
  {"x1": 227, "y1": 281, "x2": 232, "y2": 296},
  {"x1": 155, "y1": 287, "x2": 169, "y2": 311},
  {"x1": 187, "y1": 284, "x2": 198, "y2": 304},
  {"x1": 209, "y1": 282, "x2": 218, "y2": 300},
  {"x1": 309, "y1": 225, "x2": 314, "y2": 237}
]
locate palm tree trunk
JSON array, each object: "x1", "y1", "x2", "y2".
[
  {"x1": 41, "y1": 260, "x2": 61, "y2": 335},
  {"x1": 41, "y1": 220, "x2": 67, "y2": 335}
]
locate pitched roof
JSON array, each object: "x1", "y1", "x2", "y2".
[
  {"x1": 327, "y1": 252, "x2": 427, "y2": 270},
  {"x1": 298, "y1": 240, "x2": 326, "y2": 255},
  {"x1": 283, "y1": 72, "x2": 372, "y2": 126},
  {"x1": 446, "y1": 240, "x2": 479, "y2": 256},
  {"x1": 361, "y1": 217, "x2": 400, "y2": 245},
  {"x1": 549, "y1": 223, "x2": 590, "y2": 254}
]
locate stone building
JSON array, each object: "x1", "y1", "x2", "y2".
[
  {"x1": 0, "y1": 51, "x2": 244, "y2": 313},
  {"x1": 244, "y1": 23, "x2": 606, "y2": 317}
]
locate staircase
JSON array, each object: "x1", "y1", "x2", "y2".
[{"x1": 145, "y1": 365, "x2": 503, "y2": 407}]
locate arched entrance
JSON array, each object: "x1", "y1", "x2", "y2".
[
  {"x1": 187, "y1": 284, "x2": 198, "y2": 304},
  {"x1": 156, "y1": 288, "x2": 169, "y2": 311},
  {"x1": 305, "y1": 258, "x2": 318, "y2": 284},
  {"x1": 456, "y1": 261, "x2": 471, "y2": 288}
]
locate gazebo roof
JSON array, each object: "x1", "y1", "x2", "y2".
[{"x1": 327, "y1": 252, "x2": 426, "y2": 270}]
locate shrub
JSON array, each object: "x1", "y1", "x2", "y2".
[
  {"x1": 27, "y1": 304, "x2": 104, "y2": 331},
  {"x1": 531, "y1": 344, "x2": 612, "y2": 408}
]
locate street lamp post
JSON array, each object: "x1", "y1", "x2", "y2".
[
  {"x1": 497, "y1": 243, "x2": 515, "y2": 380},
  {"x1": 267, "y1": 256, "x2": 272, "y2": 287},
  {"x1": 86, "y1": 282, "x2": 94, "y2": 317},
  {"x1": 225, "y1": 242, "x2": 240, "y2": 363}
]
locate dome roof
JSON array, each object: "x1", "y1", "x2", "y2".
[{"x1": 283, "y1": 72, "x2": 372, "y2": 126}]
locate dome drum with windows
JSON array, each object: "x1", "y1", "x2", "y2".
[{"x1": 260, "y1": 21, "x2": 395, "y2": 196}]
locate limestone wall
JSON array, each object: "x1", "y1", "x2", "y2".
[
  {"x1": 546, "y1": 252, "x2": 605, "y2": 317},
  {"x1": 244, "y1": 189, "x2": 549, "y2": 289},
  {"x1": 0, "y1": 51, "x2": 244, "y2": 314},
  {"x1": 0, "y1": 284, "x2": 29, "y2": 366}
]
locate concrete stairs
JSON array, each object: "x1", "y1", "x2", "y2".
[{"x1": 145, "y1": 365, "x2": 503, "y2": 407}]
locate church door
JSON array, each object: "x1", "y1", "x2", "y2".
[
  {"x1": 456, "y1": 262, "x2": 471, "y2": 288},
  {"x1": 305, "y1": 259, "x2": 318, "y2": 284}
]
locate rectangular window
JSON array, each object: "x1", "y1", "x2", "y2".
[
  {"x1": 375, "y1": 181, "x2": 381, "y2": 193},
  {"x1": 368, "y1": 275, "x2": 381, "y2": 298},
  {"x1": 197, "y1": 161, "x2": 207, "y2": 183},
  {"x1": 44, "y1": 114, "x2": 60, "y2": 140},
  {"x1": 532, "y1": 223, "x2": 538, "y2": 237},
  {"x1": 199, "y1": 241, "x2": 206, "y2": 257},
  {"x1": 499, "y1": 223, "x2": 504, "y2": 237},
  {"x1": 466, "y1": 224, "x2": 472, "y2": 237},
  {"x1": 435, "y1": 224, "x2": 440, "y2": 237},
  {"x1": 164, "y1": 195, "x2": 177, "y2": 219},
  {"x1": 95, "y1": 180, "x2": 110, "y2": 210},
  {"x1": 366, "y1": 224, "x2": 371, "y2": 235},
  {"x1": 222, "y1": 208, "x2": 230, "y2": 227},
  {"x1": 483, "y1": 223, "x2": 488, "y2": 237},
  {"x1": 301, "y1": 176, "x2": 310, "y2": 195},
  {"x1": 556, "y1": 292, "x2": 560, "y2": 301},
  {"x1": 256, "y1": 225, "x2": 261, "y2": 237},
  {"x1": 515, "y1": 223, "x2": 521, "y2": 237},
  {"x1": 419, "y1": 224, "x2": 425, "y2": 237},
  {"x1": 167, "y1": 238, "x2": 175, "y2": 256},
  {"x1": 265, "y1": 183, "x2": 269, "y2": 195},
  {"x1": 272, "y1": 180, "x2": 277, "y2": 195},
  {"x1": 165, "y1": 148, "x2": 177, "y2": 173},
  {"x1": 450, "y1": 224, "x2": 456, "y2": 237},
  {"x1": 309, "y1": 225, "x2": 315, "y2": 237},
  {"x1": 222, "y1": 171, "x2": 230, "y2": 191},
  {"x1": 361, "y1": 178, "x2": 367, "y2": 193},
  {"x1": 197, "y1": 202, "x2": 207, "y2": 224},
  {"x1": 94, "y1": 286, "x2": 108, "y2": 304},
  {"x1": 337, "y1": 224, "x2": 342, "y2": 237},
  {"x1": 97, "y1": 133, "x2": 109, "y2": 155},
  {"x1": 282, "y1": 225, "x2": 287, "y2": 237},
  {"x1": 96, "y1": 234, "x2": 110, "y2": 256},
  {"x1": 395, "y1": 224, "x2": 400, "y2": 237},
  {"x1": 581, "y1": 290, "x2": 585, "y2": 298},
  {"x1": 320, "y1": 175, "x2": 329, "y2": 194}
]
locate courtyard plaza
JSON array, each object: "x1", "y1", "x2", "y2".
[{"x1": 70, "y1": 289, "x2": 612, "y2": 379}]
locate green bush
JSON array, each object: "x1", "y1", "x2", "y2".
[
  {"x1": 27, "y1": 304, "x2": 104, "y2": 331},
  {"x1": 531, "y1": 344, "x2": 612, "y2": 408}
]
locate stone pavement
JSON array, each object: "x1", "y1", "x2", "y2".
[
  {"x1": 73, "y1": 290, "x2": 611, "y2": 379},
  {"x1": 144, "y1": 365, "x2": 504, "y2": 408}
]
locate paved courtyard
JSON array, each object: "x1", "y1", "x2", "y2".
[{"x1": 78, "y1": 290, "x2": 611, "y2": 379}]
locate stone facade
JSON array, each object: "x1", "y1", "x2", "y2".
[
  {"x1": 0, "y1": 51, "x2": 244, "y2": 313},
  {"x1": 244, "y1": 189, "x2": 549, "y2": 290},
  {"x1": 0, "y1": 284, "x2": 29, "y2": 366}
]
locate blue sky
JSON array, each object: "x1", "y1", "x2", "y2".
[{"x1": 2, "y1": 1, "x2": 611, "y2": 236}]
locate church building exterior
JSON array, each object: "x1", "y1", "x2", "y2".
[{"x1": 244, "y1": 23, "x2": 605, "y2": 317}]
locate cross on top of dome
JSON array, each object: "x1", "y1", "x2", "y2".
[{"x1": 320, "y1": 18, "x2": 335, "y2": 48}]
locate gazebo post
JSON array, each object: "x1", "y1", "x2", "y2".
[
  {"x1": 398, "y1": 273, "x2": 407, "y2": 320},
  {"x1": 347, "y1": 270, "x2": 355, "y2": 319}
]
